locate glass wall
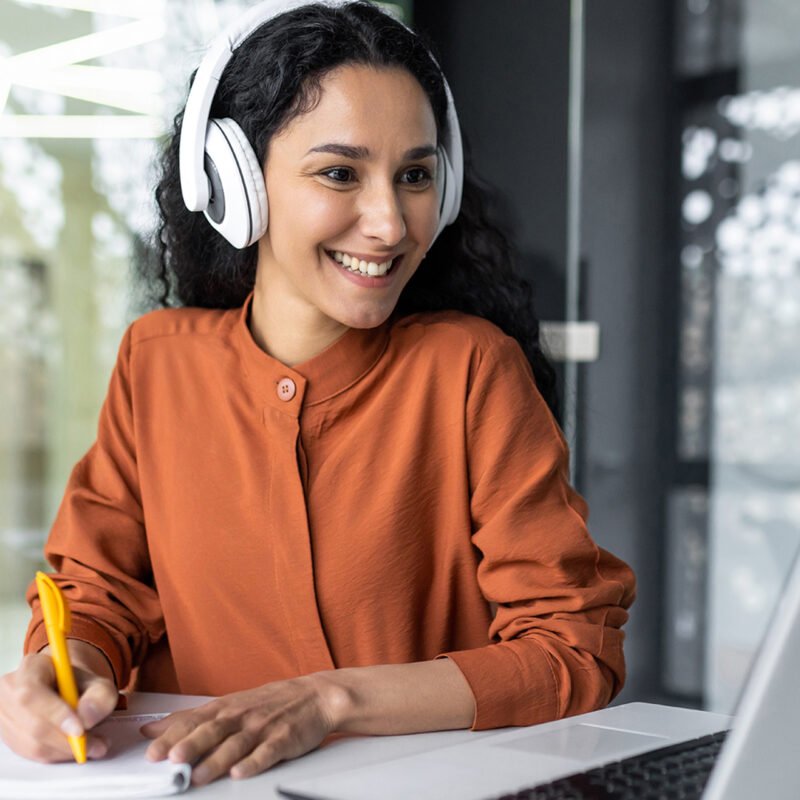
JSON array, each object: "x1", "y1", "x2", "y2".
[
  {"x1": 663, "y1": 0, "x2": 800, "y2": 711},
  {"x1": 705, "y1": 0, "x2": 800, "y2": 712},
  {"x1": 0, "y1": 0, "x2": 409, "y2": 675},
  {"x1": 2, "y1": 0, "x2": 158, "y2": 673},
  {"x1": 0, "y1": 0, "x2": 244, "y2": 673}
]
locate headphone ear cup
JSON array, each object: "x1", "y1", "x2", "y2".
[
  {"x1": 431, "y1": 144, "x2": 457, "y2": 246},
  {"x1": 438, "y1": 145, "x2": 459, "y2": 225},
  {"x1": 202, "y1": 117, "x2": 268, "y2": 248}
]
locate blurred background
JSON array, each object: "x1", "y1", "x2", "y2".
[{"x1": 1, "y1": 0, "x2": 798, "y2": 715}]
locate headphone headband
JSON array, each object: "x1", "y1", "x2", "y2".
[{"x1": 179, "y1": 0, "x2": 463, "y2": 247}]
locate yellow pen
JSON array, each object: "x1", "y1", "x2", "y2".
[{"x1": 35, "y1": 571, "x2": 87, "y2": 764}]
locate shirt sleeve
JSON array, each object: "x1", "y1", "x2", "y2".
[
  {"x1": 24, "y1": 323, "x2": 164, "y2": 689},
  {"x1": 436, "y1": 335, "x2": 636, "y2": 730}
]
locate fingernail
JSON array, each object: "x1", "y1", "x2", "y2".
[
  {"x1": 146, "y1": 744, "x2": 164, "y2": 762},
  {"x1": 61, "y1": 718, "x2": 83, "y2": 737},
  {"x1": 169, "y1": 747, "x2": 187, "y2": 763},
  {"x1": 83, "y1": 702, "x2": 102, "y2": 727},
  {"x1": 192, "y1": 766, "x2": 208, "y2": 784},
  {"x1": 88, "y1": 739, "x2": 107, "y2": 759}
]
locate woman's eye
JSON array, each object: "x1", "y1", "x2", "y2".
[
  {"x1": 319, "y1": 166, "x2": 432, "y2": 186},
  {"x1": 320, "y1": 167, "x2": 354, "y2": 183},
  {"x1": 402, "y1": 167, "x2": 433, "y2": 186}
]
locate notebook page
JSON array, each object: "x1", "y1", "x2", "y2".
[{"x1": 0, "y1": 713, "x2": 191, "y2": 799}]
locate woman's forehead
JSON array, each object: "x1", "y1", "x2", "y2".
[{"x1": 271, "y1": 64, "x2": 437, "y2": 155}]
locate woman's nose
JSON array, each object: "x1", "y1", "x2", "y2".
[{"x1": 357, "y1": 181, "x2": 407, "y2": 245}]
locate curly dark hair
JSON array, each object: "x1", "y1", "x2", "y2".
[{"x1": 138, "y1": 0, "x2": 559, "y2": 419}]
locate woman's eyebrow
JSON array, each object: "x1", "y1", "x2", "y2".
[{"x1": 305, "y1": 143, "x2": 437, "y2": 160}]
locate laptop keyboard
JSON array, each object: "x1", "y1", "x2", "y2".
[{"x1": 492, "y1": 730, "x2": 728, "y2": 800}]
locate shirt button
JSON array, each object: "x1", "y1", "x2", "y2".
[{"x1": 277, "y1": 377, "x2": 296, "y2": 401}]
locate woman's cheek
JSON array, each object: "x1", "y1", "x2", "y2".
[
  {"x1": 413, "y1": 192, "x2": 442, "y2": 247},
  {"x1": 301, "y1": 185, "x2": 355, "y2": 232}
]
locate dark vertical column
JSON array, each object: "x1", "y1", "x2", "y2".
[
  {"x1": 580, "y1": 0, "x2": 673, "y2": 702},
  {"x1": 413, "y1": 0, "x2": 571, "y2": 324}
]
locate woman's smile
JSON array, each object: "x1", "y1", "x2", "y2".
[{"x1": 324, "y1": 248, "x2": 403, "y2": 283}]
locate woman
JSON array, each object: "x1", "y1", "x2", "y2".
[{"x1": 0, "y1": 0, "x2": 635, "y2": 787}]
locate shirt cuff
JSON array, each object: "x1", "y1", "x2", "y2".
[
  {"x1": 25, "y1": 616, "x2": 126, "y2": 689},
  {"x1": 435, "y1": 639, "x2": 559, "y2": 730}
]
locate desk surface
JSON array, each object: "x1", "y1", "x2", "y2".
[
  {"x1": 122, "y1": 693, "x2": 732, "y2": 800},
  {"x1": 122, "y1": 692, "x2": 502, "y2": 799}
]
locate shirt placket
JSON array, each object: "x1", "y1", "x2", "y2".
[{"x1": 263, "y1": 369, "x2": 335, "y2": 676}]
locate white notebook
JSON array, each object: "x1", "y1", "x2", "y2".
[{"x1": 0, "y1": 713, "x2": 191, "y2": 799}]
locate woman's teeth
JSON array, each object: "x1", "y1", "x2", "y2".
[{"x1": 330, "y1": 250, "x2": 394, "y2": 277}]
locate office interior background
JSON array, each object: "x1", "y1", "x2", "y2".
[{"x1": 1, "y1": 0, "x2": 798, "y2": 715}]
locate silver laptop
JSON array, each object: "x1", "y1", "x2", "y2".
[{"x1": 278, "y1": 545, "x2": 800, "y2": 800}]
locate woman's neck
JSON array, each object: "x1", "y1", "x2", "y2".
[{"x1": 248, "y1": 275, "x2": 349, "y2": 367}]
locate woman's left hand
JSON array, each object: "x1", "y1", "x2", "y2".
[{"x1": 140, "y1": 674, "x2": 337, "y2": 786}]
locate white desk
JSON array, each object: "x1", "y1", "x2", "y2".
[
  {"x1": 121, "y1": 693, "x2": 733, "y2": 800},
  {"x1": 122, "y1": 692, "x2": 503, "y2": 799}
]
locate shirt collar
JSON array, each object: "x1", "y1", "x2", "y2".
[{"x1": 231, "y1": 289, "x2": 390, "y2": 411}]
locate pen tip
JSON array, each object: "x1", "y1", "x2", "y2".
[{"x1": 69, "y1": 737, "x2": 88, "y2": 764}]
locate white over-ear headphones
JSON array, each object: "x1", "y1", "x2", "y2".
[{"x1": 179, "y1": 0, "x2": 463, "y2": 250}]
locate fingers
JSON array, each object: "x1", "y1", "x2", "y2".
[
  {"x1": 0, "y1": 654, "x2": 115, "y2": 763},
  {"x1": 172, "y1": 720, "x2": 310, "y2": 786},
  {"x1": 0, "y1": 654, "x2": 84, "y2": 762},
  {"x1": 139, "y1": 717, "x2": 168, "y2": 739},
  {"x1": 170, "y1": 718, "x2": 239, "y2": 764},
  {"x1": 74, "y1": 667, "x2": 117, "y2": 730},
  {"x1": 229, "y1": 739, "x2": 285, "y2": 780},
  {"x1": 189, "y1": 730, "x2": 257, "y2": 785},
  {"x1": 11, "y1": 654, "x2": 80, "y2": 739},
  {"x1": 143, "y1": 712, "x2": 286, "y2": 787},
  {"x1": 143, "y1": 710, "x2": 206, "y2": 762},
  {"x1": 144, "y1": 681, "x2": 332, "y2": 786},
  {"x1": 188, "y1": 726, "x2": 293, "y2": 785}
]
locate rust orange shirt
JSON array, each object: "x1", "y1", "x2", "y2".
[{"x1": 25, "y1": 291, "x2": 635, "y2": 730}]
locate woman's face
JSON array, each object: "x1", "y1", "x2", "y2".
[{"x1": 256, "y1": 64, "x2": 441, "y2": 331}]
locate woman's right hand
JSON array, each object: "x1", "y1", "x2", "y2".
[{"x1": 0, "y1": 643, "x2": 118, "y2": 762}]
